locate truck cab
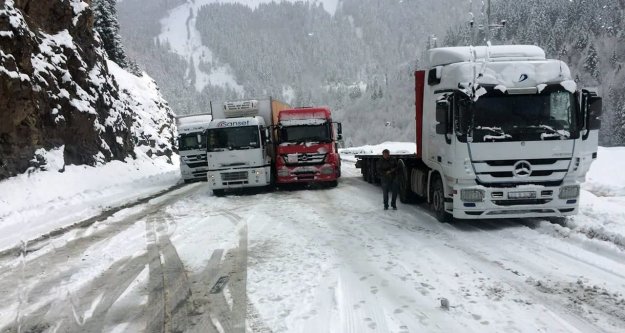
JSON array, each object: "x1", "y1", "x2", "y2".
[
  {"x1": 423, "y1": 45, "x2": 602, "y2": 220},
  {"x1": 176, "y1": 114, "x2": 212, "y2": 183},
  {"x1": 205, "y1": 100, "x2": 274, "y2": 195},
  {"x1": 274, "y1": 107, "x2": 342, "y2": 187}
]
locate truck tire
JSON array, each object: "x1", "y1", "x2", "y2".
[
  {"x1": 366, "y1": 160, "x2": 374, "y2": 183},
  {"x1": 213, "y1": 189, "x2": 225, "y2": 197},
  {"x1": 328, "y1": 180, "x2": 338, "y2": 188},
  {"x1": 398, "y1": 160, "x2": 418, "y2": 203},
  {"x1": 431, "y1": 177, "x2": 452, "y2": 223}
]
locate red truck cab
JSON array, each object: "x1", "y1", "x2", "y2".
[{"x1": 275, "y1": 107, "x2": 342, "y2": 187}]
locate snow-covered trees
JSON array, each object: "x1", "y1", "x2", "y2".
[
  {"x1": 444, "y1": 0, "x2": 625, "y2": 146},
  {"x1": 92, "y1": 0, "x2": 129, "y2": 68}
]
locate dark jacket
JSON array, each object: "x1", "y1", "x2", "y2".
[{"x1": 377, "y1": 157, "x2": 398, "y2": 182}]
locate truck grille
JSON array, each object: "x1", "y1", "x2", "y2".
[
  {"x1": 187, "y1": 161, "x2": 208, "y2": 168},
  {"x1": 283, "y1": 153, "x2": 326, "y2": 165},
  {"x1": 473, "y1": 158, "x2": 570, "y2": 184},
  {"x1": 222, "y1": 171, "x2": 248, "y2": 181}
]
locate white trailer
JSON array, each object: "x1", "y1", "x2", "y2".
[{"x1": 176, "y1": 113, "x2": 213, "y2": 183}]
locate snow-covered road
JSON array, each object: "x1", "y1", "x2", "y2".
[{"x1": 1, "y1": 163, "x2": 624, "y2": 333}]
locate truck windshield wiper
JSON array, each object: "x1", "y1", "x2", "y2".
[
  {"x1": 474, "y1": 126, "x2": 512, "y2": 141},
  {"x1": 527, "y1": 125, "x2": 570, "y2": 139}
]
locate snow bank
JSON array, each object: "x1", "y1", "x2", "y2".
[
  {"x1": 339, "y1": 142, "x2": 416, "y2": 162},
  {"x1": 583, "y1": 146, "x2": 625, "y2": 197},
  {"x1": 0, "y1": 153, "x2": 180, "y2": 252}
]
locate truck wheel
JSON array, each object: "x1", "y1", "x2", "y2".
[
  {"x1": 213, "y1": 189, "x2": 225, "y2": 197},
  {"x1": 431, "y1": 177, "x2": 451, "y2": 223},
  {"x1": 398, "y1": 161, "x2": 418, "y2": 203}
]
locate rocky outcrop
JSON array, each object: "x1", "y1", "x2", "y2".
[{"x1": 0, "y1": 0, "x2": 174, "y2": 180}]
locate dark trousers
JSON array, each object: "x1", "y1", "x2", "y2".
[{"x1": 381, "y1": 178, "x2": 398, "y2": 208}]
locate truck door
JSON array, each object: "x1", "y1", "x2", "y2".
[{"x1": 433, "y1": 93, "x2": 456, "y2": 176}]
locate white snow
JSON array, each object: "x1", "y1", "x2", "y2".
[
  {"x1": 158, "y1": 0, "x2": 245, "y2": 94},
  {"x1": 583, "y1": 146, "x2": 625, "y2": 197},
  {"x1": 107, "y1": 61, "x2": 175, "y2": 153},
  {"x1": 339, "y1": 142, "x2": 416, "y2": 162},
  {"x1": 1, "y1": 146, "x2": 624, "y2": 332},
  {"x1": 158, "y1": 0, "x2": 338, "y2": 94},
  {"x1": 0, "y1": 154, "x2": 180, "y2": 252}
]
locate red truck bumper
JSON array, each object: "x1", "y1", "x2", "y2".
[{"x1": 276, "y1": 165, "x2": 338, "y2": 184}]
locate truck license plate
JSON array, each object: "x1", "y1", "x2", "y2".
[
  {"x1": 508, "y1": 191, "x2": 536, "y2": 199},
  {"x1": 287, "y1": 154, "x2": 298, "y2": 163}
]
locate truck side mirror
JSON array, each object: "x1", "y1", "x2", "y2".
[
  {"x1": 197, "y1": 134, "x2": 203, "y2": 148},
  {"x1": 335, "y1": 122, "x2": 343, "y2": 140},
  {"x1": 435, "y1": 100, "x2": 450, "y2": 135},
  {"x1": 264, "y1": 127, "x2": 271, "y2": 143},
  {"x1": 588, "y1": 96, "x2": 602, "y2": 130}
]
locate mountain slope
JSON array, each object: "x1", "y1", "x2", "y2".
[{"x1": 118, "y1": 0, "x2": 466, "y2": 145}]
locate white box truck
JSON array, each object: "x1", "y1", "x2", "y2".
[{"x1": 205, "y1": 98, "x2": 290, "y2": 196}]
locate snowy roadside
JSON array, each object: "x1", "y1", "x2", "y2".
[
  {"x1": 0, "y1": 152, "x2": 181, "y2": 252},
  {"x1": 559, "y1": 146, "x2": 625, "y2": 249},
  {"x1": 340, "y1": 143, "x2": 625, "y2": 250}
]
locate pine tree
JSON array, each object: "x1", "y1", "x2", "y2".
[
  {"x1": 584, "y1": 44, "x2": 600, "y2": 80},
  {"x1": 93, "y1": 0, "x2": 129, "y2": 68}
]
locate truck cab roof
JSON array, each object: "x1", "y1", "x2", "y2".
[
  {"x1": 428, "y1": 45, "x2": 574, "y2": 91},
  {"x1": 176, "y1": 114, "x2": 212, "y2": 134},
  {"x1": 279, "y1": 107, "x2": 331, "y2": 119},
  {"x1": 428, "y1": 45, "x2": 546, "y2": 67}
]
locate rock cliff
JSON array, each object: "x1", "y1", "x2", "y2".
[{"x1": 0, "y1": 0, "x2": 175, "y2": 180}]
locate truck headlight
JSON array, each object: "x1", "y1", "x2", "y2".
[
  {"x1": 461, "y1": 189, "x2": 484, "y2": 202},
  {"x1": 559, "y1": 185, "x2": 580, "y2": 199},
  {"x1": 277, "y1": 168, "x2": 289, "y2": 177},
  {"x1": 320, "y1": 165, "x2": 334, "y2": 175}
]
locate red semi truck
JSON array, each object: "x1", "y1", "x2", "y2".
[{"x1": 274, "y1": 107, "x2": 343, "y2": 187}]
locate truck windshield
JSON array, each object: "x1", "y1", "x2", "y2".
[
  {"x1": 178, "y1": 132, "x2": 206, "y2": 151},
  {"x1": 206, "y1": 126, "x2": 261, "y2": 152},
  {"x1": 280, "y1": 123, "x2": 331, "y2": 143},
  {"x1": 459, "y1": 89, "x2": 576, "y2": 142}
]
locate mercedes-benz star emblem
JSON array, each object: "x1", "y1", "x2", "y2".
[{"x1": 513, "y1": 160, "x2": 532, "y2": 178}]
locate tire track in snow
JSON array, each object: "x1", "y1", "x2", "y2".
[
  {"x1": 145, "y1": 212, "x2": 192, "y2": 333},
  {"x1": 0, "y1": 184, "x2": 202, "y2": 332}
]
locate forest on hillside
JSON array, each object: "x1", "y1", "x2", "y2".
[
  {"x1": 444, "y1": 0, "x2": 625, "y2": 146},
  {"x1": 118, "y1": 0, "x2": 625, "y2": 146}
]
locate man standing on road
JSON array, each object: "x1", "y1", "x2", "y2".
[{"x1": 377, "y1": 149, "x2": 399, "y2": 210}]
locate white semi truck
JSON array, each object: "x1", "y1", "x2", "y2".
[
  {"x1": 356, "y1": 45, "x2": 602, "y2": 221},
  {"x1": 205, "y1": 98, "x2": 290, "y2": 196},
  {"x1": 176, "y1": 113, "x2": 212, "y2": 183}
]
